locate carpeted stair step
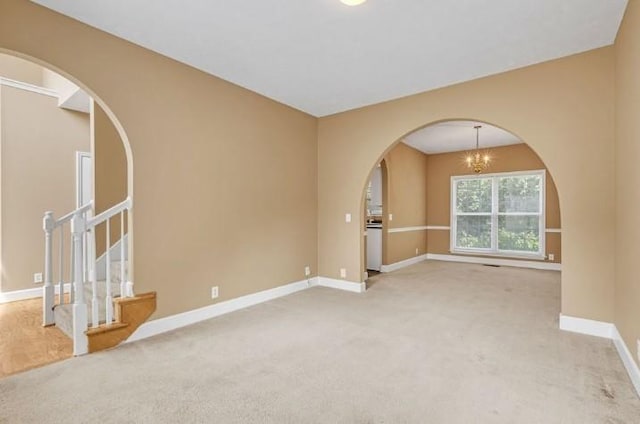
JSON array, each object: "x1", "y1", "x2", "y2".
[{"x1": 53, "y1": 280, "x2": 122, "y2": 339}]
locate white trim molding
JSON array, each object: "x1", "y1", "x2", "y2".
[
  {"x1": 545, "y1": 228, "x2": 562, "y2": 233},
  {"x1": 388, "y1": 226, "x2": 428, "y2": 233},
  {"x1": 387, "y1": 225, "x2": 452, "y2": 233},
  {"x1": 0, "y1": 77, "x2": 58, "y2": 98},
  {"x1": 129, "y1": 276, "x2": 366, "y2": 343},
  {"x1": 129, "y1": 278, "x2": 317, "y2": 342},
  {"x1": 560, "y1": 315, "x2": 640, "y2": 398},
  {"x1": 0, "y1": 283, "x2": 71, "y2": 304},
  {"x1": 558, "y1": 314, "x2": 614, "y2": 338},
  {"x1": 380, "y1": 254, "x2": 429, "y2": 273},
  {"x1": 426, "y1": 253, "x2": 561, "y2": 271},
  {"x1": 612, "y1": 327, "x2": 640, "y2": 396},
  {"x1": 312, "y1": 277, "x2": 366, "y2": 293}
]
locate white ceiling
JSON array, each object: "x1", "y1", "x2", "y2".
[
  {"x1": 403, "y1": 120, "x2": 521, "y2": 154},
  {"x1": 32, "y1": 0, "x2": 628, "y2": 117}
]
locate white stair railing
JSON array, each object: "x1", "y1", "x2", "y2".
[
  {"x1": 42, "y1": 202, "x2": 92, "y2": 327},
  {"x1": 43, "y1": 197, "x2": 132, "y2": 356}
]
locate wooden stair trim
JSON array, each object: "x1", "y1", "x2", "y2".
[
  {"x1": 86, "y1": 291, "x2": 156, "y2": 353},
  {"x1": 85, "y1": 322, "x2": 128, "y2": 336},
  {"x1": 114, "y1": 292, "x2": 156, "y2": 304}
]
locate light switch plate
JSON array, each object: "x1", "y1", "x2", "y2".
[{"x1": 345, "y1": 213, "x2": 351, "y2": 223}]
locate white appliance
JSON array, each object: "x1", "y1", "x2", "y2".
[{"x1": 366, "y1": 225, "x2": 382, "y2": 271}]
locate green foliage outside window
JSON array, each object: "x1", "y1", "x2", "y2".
[{"x1": 454, "y1": 173, "x2": 542, "y2": 253}]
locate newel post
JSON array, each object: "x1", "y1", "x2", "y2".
[
  {"x1": 42, "y1": 211, "x2": 55, "y2": 326},
  {"x1": 71, "y1": 211, "x2": 88, "y2": 355}
]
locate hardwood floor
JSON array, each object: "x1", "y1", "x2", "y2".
[{"x1": 0, "y1": 297, "x2": 72, "y2": 378}]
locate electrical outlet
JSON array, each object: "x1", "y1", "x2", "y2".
[
  {"x1": 345, "y1": 213, "x2": 351, "y2": 223},
  {"x1": 340, "y1": 268, "x2": 347, "y2": 278},
  {"x1": 415, "y1": 248, "x2": 419, "y2": 255},
  {"x1": 211, "y1": 286, "x2": 219, "y2": 299},
  {"x1": 389, "y1": 213, "x2": 393, "y2": 221},
  {"x1": 304, "y1": 266, "x2": 311, "y2": 276},
  {"x1": 33, "y1": 272, "x2": 43, "y2": 284},
  {"x1": 548, "y1": 253, "x2": 555, "y2": 261}
]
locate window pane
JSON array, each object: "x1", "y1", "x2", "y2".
[
  {"x1": 456, "y1": 215, "x2": 491, "y2": 249},
  {"x1": 498, "y1": 215, "x2": 540, "y2": 252},
  {"x1": 498, "y1": 175, "x2": 541, "y2": 213},
  {"x1": 456, "y1": 178, "x2": 492, "y2": 213}
]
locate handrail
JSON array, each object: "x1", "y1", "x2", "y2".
[
  {"x1": 42, "y1": 195, "x2": 133, "y2": 355},
  {"x1": 54, "y1": 201, "x2": 93, "y2": 228},
  {"x1": 86, "y1": 197, "x2": 131, "y2": 229}
]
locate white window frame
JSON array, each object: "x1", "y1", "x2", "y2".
[{"x1": 450, "y1": 169, "x2": 546, "y2": 259}]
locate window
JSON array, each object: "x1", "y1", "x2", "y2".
[{"x1": 451, "y1": 170, "x2": 545, "y2": 258}]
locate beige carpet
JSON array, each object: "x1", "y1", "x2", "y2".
[{"x1": 1, "y1": 261, "x2": 639, "y2": 423}]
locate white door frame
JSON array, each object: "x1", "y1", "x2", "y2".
[{"x1": 75, "y1": 151, "x2": 92, "y2": 208}]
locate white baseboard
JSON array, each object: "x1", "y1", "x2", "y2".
[
  {"x1": 313, "y1": 276, "x2": 366, "y2": 293},
  {"x1": 560, "y1": 314, "x2": 640, "y2": 398},
  {"x1": 380, "y1": 254, "x2": 429, "y2": 273},
  {"x1": 128, "y1": 277, "x2": 318, "y2": 343},
  {"x1": 612, "y1": 327, "x2": 640, "y2": 396},
  {"x1": 426, "y1": 253, "x2": 562, "y2": 271},
  {"x1": 558, "y1": 314, "x2": 614, "y2": 338},
  {"x1": 128, "y1": 275, "x2": 368, "y2": 343},
  {"x1": 0, "y1": 283, "x2": 71, "y2": 304}
]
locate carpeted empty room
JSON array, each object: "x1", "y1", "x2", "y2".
[{"x1": 2, "y1": 261, "x2": 638, "y2": 423}]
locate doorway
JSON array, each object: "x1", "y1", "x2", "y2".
[{"x1": 76, "y1": 151, "x2": 92, "y2": 208}]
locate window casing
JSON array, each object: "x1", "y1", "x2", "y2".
[{"x1": 450, "y1": 170, "x2": 546, "y2": 259}]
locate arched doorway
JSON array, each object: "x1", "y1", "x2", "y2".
[
  {"x1": 361, "y1": 119, "x2": 561, "y2": 283},
  {"x1": 0, "y1": 50, "x2": 136, "y2": 365}
]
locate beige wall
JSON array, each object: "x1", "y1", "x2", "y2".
[
  {"x1": 92, "y1": 101, "x2": 127, "y2": 256},
  {"x1": 42, "y1": 68, "x2": 80, "y2": 102},
  {"x1": 425, "y1": 143, "x2": 561, "y2": 263},
  {"x1": 0, "y1": 85, "x2": 89, "y2": 292},
  {"x1": 0, "y1": 0, "x2": 630, "y2": 357},
  {"x1": 615, "y1": 0, "x2": 640, "y2": 367},
  {"x1": 319, "y1": 47, "x2": 615, "y2": 323},
  {"x1": 0, "y1": 53, "x2": 43, "y2": 86},
  {"x1": 379, "y1": 142, "x2": 429, "y2": 264},
  {"x1": 0, "y1": 0, "x2": 318, "y2": 318}
]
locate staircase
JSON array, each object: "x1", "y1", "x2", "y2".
[
  {"x1": 42, "y1": 198, "x2": 156, "y2": 355},
  {"x1": 53, "y1": 279, "x2": 122, "y2": 339},
  {"x1": 53, "y1": 272, "x2": 156, "y2": 353}
]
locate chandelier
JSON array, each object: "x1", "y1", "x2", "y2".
[{"x1": 466, "y1": 125, "x2": 491, "y2": 173}]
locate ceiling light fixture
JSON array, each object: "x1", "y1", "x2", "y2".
[
  {"x1": 465, "y1": 125, "x2": 491, "y2": 173},
  {"x1": 340, "y1": 0, "x2": 367, "y2": 6}
]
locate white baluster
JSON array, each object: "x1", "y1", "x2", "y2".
[
  {"x1": 120, "y1": 211, "x2": 126, "y2": 298},
  {"x1": 82, "y1": 222, "x2": 86, "y2": 283},
  {"x1": 58, "y1": 224, "x2": 64, "y2": 305},
  {"x1": 89, "y1": 226, "x2": 98, "y2": 328},
  {"x1": 69, "y1": 237, "x2": 75, "y2": 304},
  {"x1": 71, "y1": 211, "x2": 88, "y2": 355},
  {"x1": 105, "y1": 219, "x2": 113, "y2": 323},
  {"x1": 42, "y1": 211, "x2": 55, "y2": 326}
]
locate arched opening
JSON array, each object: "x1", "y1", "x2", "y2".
[
  {"x1": 360, "y1": 119, "x2": 561, "y2": 287},
  {"x1": 0, "y1": 50, "x2": 135, "y2": 370}
]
